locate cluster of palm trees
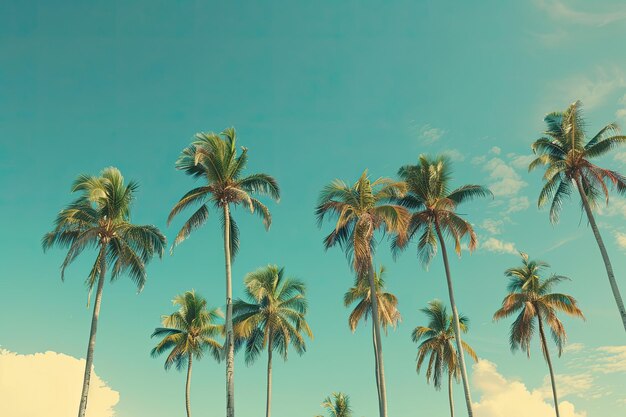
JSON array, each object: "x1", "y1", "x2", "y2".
[{"x1": 43, "y1": 100, "x2": 626, "y2": 417}]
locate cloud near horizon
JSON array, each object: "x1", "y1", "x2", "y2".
[{"x1": 0, "y1": 349, "x2": 119, "y2": 417}]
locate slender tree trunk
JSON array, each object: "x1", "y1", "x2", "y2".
[
  {"x1": 186, "y1": 352, "x2": 193, "y2": 417},
  {"x1": 77, "y1": 246, "x2": 106, "y2": 417},
  {"x1": 537, "y1": 316, "x2": 560, "y2": 417},
  {"x1": 366, "y1": 263, "x2": 388, "y2": 417},
  {"x1": 266, "y1": 336, "x2": 273, "y2": 417},
  {"x1": 372, "y1": 322, "x2": 382, "y2": 409},
  {"x1": 223, "y1": 204, "x2": 235, "y2": 417},
  {"x1": 575, "y1": 177, "x2": 626, "y2": 332},
  {"x1": 435, "y1": 222, "x2": 474, "y2": 417},
  {"x1": 448, "y1": 373, "x2": 455, "y2": 417}
]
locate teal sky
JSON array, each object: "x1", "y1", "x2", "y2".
[{"x1": 2, "y1": 1, "x2": 626, "y2": 416}]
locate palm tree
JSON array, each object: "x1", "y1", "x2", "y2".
[
  {"x1": 315, "y1": 392, "x2": 353, "y2": 417},
  {"x1": 393, "y1": 155, "x2": 491, "y2": 417},
  {"x1": 151, "y1": 291, "x2": 222, "y2": 417},
  {"x1": 413, "y1": 300, "x2": 478, "y2": 417},
  {"x1": 168, "y1": 128, "x2": 280, "y2": 417},
  {"x1": 42, "y1": 167, "x2": 166, "y2": 417},
  {"x1": 316, "y1": 171, "x2": 409, "y2": 417},
  {"x1": 343, "y1": 265, "x2": 401, "y2": 405},
  {"x1": 493, "y1": 253, "x2": 584, "y2": 417},
  {"x1": 232, "y1": 265, "x2": 313, "y2": 417},
  {"x1": 529, "y1": 100, "x2": 626, "y2": 331}
]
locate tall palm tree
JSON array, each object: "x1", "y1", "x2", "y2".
[
  {"x1": 168, "y1": 128, "x2": 280, "y2": 417},
  {"x1": 42, "y1": 167, "x2": 166, "y2": 417},
  {"x1": 343, "y1": 265, "x2": 401, "y2": 405},
  {"x1": 413, "y1": 300, "x2": 477, "y2": 417},
  {"x1": 529, "y1": 100, "x2": 626, "y2": 331},
  {"x1": 315, "y1": 392, "x2": 353, "y2": 417},
  {"x1": 393, "y1": 155, "x2": 491, "y2": 417},
  {"x1": 232, "y1": 265, "x2": 313, "y2": 417},
  {"x1": 316, "y1": 171, "x2": 409, "y2": 417},
  {"x1": 493, "y1": 253, "x2": 584, "y2": 417},
  {"x1": 151, "y1": 291, "x2": 222, "y2": 417}
]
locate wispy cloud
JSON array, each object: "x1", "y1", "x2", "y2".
[
  {"x1": 535, "y1": 0, "x2": 626, "y2": 26},
  {"x1": 481, "y1": 237, "x2": 518, "y2": 255},
  {"x1": 442, "y1": 148, "x2": 465, "y2": 162},
  {"x1": 416, "y1": 123, "x2": 446, "y2": 144},
  {"x1": 548, "y1": 68, "x2": 626, "y2": 109},
  {"x1": 484, "y1": 157, "x2": 528, "y2": 197},
  {"x1": 615, "y1": 232, "x2": 626, "y2": 251},
  {"x1": 481, "y1": 219, "x2": 504, "y2": 235}
]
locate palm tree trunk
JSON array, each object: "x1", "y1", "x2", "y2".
[
  {"x1": 266, "y1": 335, "x2": 273, "y2": 417},
  {"x1": 372, "y1": 322, "x2": 382, "y2": 409},
  {"x1": 367, "y1": 263, "x2": 388, "y2": 417},
  {"x1": 223, "y1": 204, "x2": 235, "y2": 417},
  {"x1": 77, "y1": 247, "x2": 106, "y2": 417},
  {"x1": 448, "y1": 373, "x2": 455, "y2": 417},
  {"x1": 435, "y1": 221, "x2": 474, "y2": 417},
  {"x1": 537, "y1": 315, "x2": 560, "y2": 417},
  {"x1": 186, "y1": 352, "x2": 193, "y2": 417},
  {"x1": 575, "y1": 177, "x2": 626, "y2": 331}
]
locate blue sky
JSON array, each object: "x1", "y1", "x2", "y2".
[{"x1": 2, "y1": 1, "x2": 626, "y2": 416}]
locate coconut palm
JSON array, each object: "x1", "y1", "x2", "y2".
[
  {"x1": 168, "y1": 128, "x2": 280, "y2": 417},
  {"x1": 316, "y1": 171, "x2": 409, "y2": 417},
  {"x1": 42, "y1": 167, "x2": 166, "y2": 417},
  {"x1": 315, "y1": 392, "x2": 353, "y2": 417},
  {"x1": 343, "y1": 265, "x2": 401, "y2": 405},
  {"x1": 529, "y1": 100, "x2": 626, "y2": 331},
  {"x1": 392, "y1": 155, "x2": 491, "y2": 417},
  {"x1": 232, "y1": 265, "x2": 313, "y2": 417},
  {"x1": 151, "y1": 291, "x2": 222, "y2": 417},
  {"x1": 493, "y1": 253, "x2": 584, "y2": 417},
  {"x1": 413, "y1": 300, "x2": 477, "y2": 417}
]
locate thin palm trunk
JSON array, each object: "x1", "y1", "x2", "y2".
[
  {"x1": 435, "y1": 221, "x2": 474, "y2": 417},
  {"x1": 186, "y1": 352, "x2": 193, "y2": 417},
  {"x1": 537, "y1": 316, "x2": 560, "y2": 417},
  {"x1": 367, "y1": 263, "x2": 388, "y2": 417},
  {"x1": 372, "y1": 322, "x2": 382, "y2": 409},
  {"x1": 575, "y1": 177, "x2": 626, "y2": 331},
  {"x1": 77, "y1": 246, "x2": 106, "y2": 417},
  {"x1": 223, "y1": 204, "x2": 235, "y2": 417},
  {"x1": 448, "y1": 373, "x2": 455, "y2": 417},
  {"x1": 266, "y1": 335, "x2": 273, "y2": 417}
]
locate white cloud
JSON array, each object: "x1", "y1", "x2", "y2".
[
  {"x1": 490, "y1": 146, "x2": 502, "y2": 155},
  {"x1": 616, "y1": 94, "x2": 626, "y2": 121},
  {"x1": 0, "y1": 350, "x2": 119, "y2": 417},
  {"x1": 535, "y1": 0, "x2": 626, "y2": 26},
  {"x1": 549, "y1": 68, "x2": 626, "y2": 109},
  {"x1": 509, "y1": 154, "x2": 536, "y2": 170},
  {"x1": 481, "y1": 219, "x2": 504, "y2": 235},
  {"x1": 418, "y1": 124, "x2": 446, "y2": 144},
  {"x1": 538, "y1": 373, "x2": 595, "y2": 399},
  {"x1": 472, "y1": 360, "x2": 586, "y2": 417},
  {"x1": 443, "y1": 148, "x2": 465, "y2": 161},
  {"x1": 615, "y1": 232, "x2": 626, "y2": 251},
  {"x1": 507, "y1": 196, "x2": 530, "y2": 214},
  {"x1": 481, "y1": 237, "x2": 518, "y2": 255},
  {"x1": 598, "y1": 197, "x2": 626, "y2": 219},
  {"x1": 613, "y1": 151, "x2": 626, "y2": 164},
  {"x1": 592, "y1": 346, "x2": 626, "y2": 374},
  {"x1": 484, "y1": 158, "x2": 528, "y2": 197}
]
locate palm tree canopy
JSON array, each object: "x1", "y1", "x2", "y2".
[
  {"x1": 343, "y1": 265, "x2": 401, "y2": 333},
  {"x1": 42, "y1": 167, "x2": 166, "y2": 294},
  {"x1": 393, "y1": 155, "x2": 492, "y2": 267},
  {"x1": 316, "y1": 170, "x2": 410, "y2": 275},
  {"x1": 151, "y1": 290, "x2": 223, "y2": 370},
  {"x1": 168, "y1": 128, "x2": 280, "y2": 256},
  {"x1": 315, "y1": 392, "x2": 353, "y2": 417},
  {"x1": 529, "y1": 100, "x2": 626, "y2": 223},
  {"x1": 493, "y1": 253, "x2": 585, "y2": 357},
  {"x1": 233, "y1": 265, "x2": 313, "y2": 365},
  {"x1": 412, "y1": 300, "x2": 477, "y2": 389}
]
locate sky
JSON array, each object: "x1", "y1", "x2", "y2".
[{"x1": 1, "y1": 1, "x2": 626, "y2": 416}]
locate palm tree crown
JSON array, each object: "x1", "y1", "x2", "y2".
[
  {"x1": 413, "y1": 300, "x2": 477, "y2": 389},
  {"x1": 168, "y1": 128, "x2": 280, "y2": 253},
  {"x1": 393, "y1": 155, "x2": 492, "y2": 264},
  {"x1": 343, "y1": 265, "x2": 401, "y2": 333},
  {"x1": 529, "y1": 100, "x2": 626, "y2": 223},
  {"x1": 316, "y1": 392, "x2": 353, "y2": 417},
  {"x1": 493, "y1": 253, "x2": 584, "y2": 356},
  {"x1": 43, "y1": 167, "x2": 166, "y2": 295},
  {"x1": 151, "y1": 290, "x2": 223, "y2": 369},
  {"x1": 233, "y1": 265, "x2": 313, "y2": 364}
]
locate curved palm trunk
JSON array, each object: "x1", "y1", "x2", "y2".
[
  {"x1": 575, "y1": 177, "x2": 626, "y2": 332},
  {"x1": 266, "y1": 336, "x2": 273, "y2": 417},
  {"x1": 537, "y1": 316, "x2": 560, "y2": 417},
  {"x1": 448, "y1": 373, "x2": 455, "y2": 417},
  {"x1": 367, "y1": 264, "x2": 388, "y2": 417},
  {"x1": 186, "y1": 352, "x2": 193, "y2": 417},
  {"x1": 77, "y1": 247, "x2": 106, "y2": 417},
  {"x1": 372, "y1": 322, "x2": 382, "y2": 409},
  {"x1": 435, "y1": 222, "x2": 474, "y2": 417},
  {"x1": 223, "y1": 204, "x2": 235, "y2": 417}
]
